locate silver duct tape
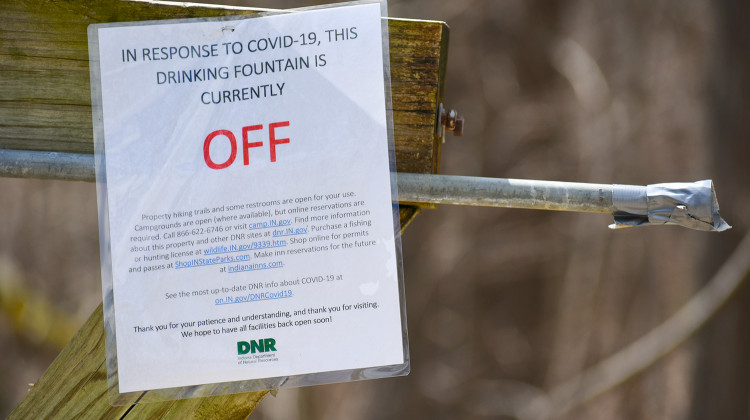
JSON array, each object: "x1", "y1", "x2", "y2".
[
  {"x1": 610, "y1": 180, "x2": 730, "y2": 232},
  {"x1": 610, "y1": 184, "x2": 647, "y2": 227}
]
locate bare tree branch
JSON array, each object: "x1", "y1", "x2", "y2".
[{"x1": 519, "y1": 231, "x2": 750, "y2": 420}]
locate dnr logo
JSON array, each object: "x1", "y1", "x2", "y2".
[{"x1": 237, "y1": 338, "x2": 277, "y2": 355}]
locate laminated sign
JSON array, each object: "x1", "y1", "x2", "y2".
[{"x1": 88, "y1": 2, "x2": 408, "y2": 403}]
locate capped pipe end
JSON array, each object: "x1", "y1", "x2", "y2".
[{"x1": 610, "y1": 180, "x2": 730, "y2": 232}]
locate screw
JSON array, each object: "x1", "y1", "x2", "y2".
[{"x1": 440, "y1": 104, "x2": 464, "y2": 137}]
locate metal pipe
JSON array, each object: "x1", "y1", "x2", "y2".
[
  {"x1": 0, "y1": 149, "x2": 728, "y2": 231},
  {"x1": 0, "y1": 150, "x2": 95, "y2": 182},
  {"x1": 0, "y1": 150, "x2": 613, "y2": 213},
  {"x1": 398, "y1": 173, "x2": 613, "y2": 213}
]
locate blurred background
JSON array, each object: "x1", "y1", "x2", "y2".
[{"x1": 2, "y1": 0, "x2": 750, "y2": 418}]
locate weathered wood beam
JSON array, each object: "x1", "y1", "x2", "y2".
[
  {"x1": 4, "y1": 1, "x2": 448, "y2": 418},
  {"x1": 0, "y1": 0, "x2": 447, "y2": 175}
]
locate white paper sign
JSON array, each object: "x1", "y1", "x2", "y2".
[{"x1": 90, "y1": 3, "x2": 406, "y2": 394}]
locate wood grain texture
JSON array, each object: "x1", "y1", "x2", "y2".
[
  {"x1": 0, "y1": 0, "x2": 447, "y2": 175},
  {"x1": 8, "y1": 304, "x2": 269, "y2": 420},
  {"x1": 4, "y1": 1, "x2": 447, "y2": 418},
  {"x1": 9, "y1": 305, "x2": 133, "y2": 419}
]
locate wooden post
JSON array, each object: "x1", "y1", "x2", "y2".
[{"x1": 2, "y1": 1, "x2": 449, "y2": 418}]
